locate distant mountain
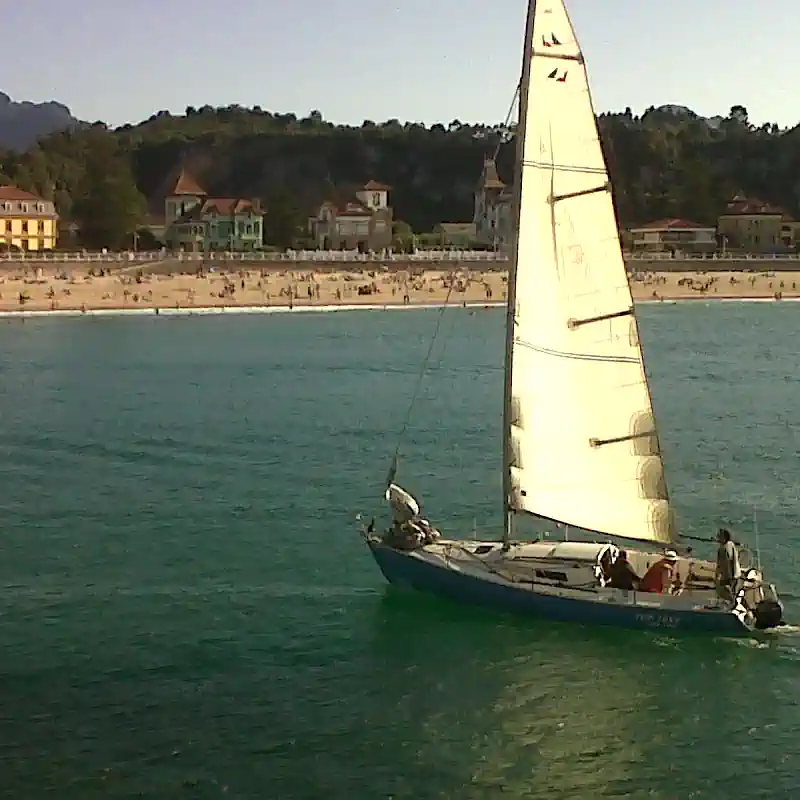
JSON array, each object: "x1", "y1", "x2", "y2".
[{"x1": 0, "y1": 92, "x2": 83, "y2": 151}]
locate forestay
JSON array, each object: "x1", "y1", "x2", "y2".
[{"x1": 505, "y1": 0, "x2": 675, "y2": 544}]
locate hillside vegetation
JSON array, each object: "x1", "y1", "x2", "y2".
[{"x1": 1, "y1": 103, "x2": 798, "y2": 249}]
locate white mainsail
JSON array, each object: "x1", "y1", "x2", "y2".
[{"x1": 504, "y1": 0, "x2": 675, "y2": 544}]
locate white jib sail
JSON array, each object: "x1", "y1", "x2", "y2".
[{"x1": 505, "y1": 0, "x2": 675, "y2": 544}]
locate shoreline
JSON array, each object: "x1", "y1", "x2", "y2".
[
  {"x1": 1, "y1": 266, "x2": 798, "y2": 317},
  {"x1": 1, "y1": 295, "x2": 798, "y2": 319}
]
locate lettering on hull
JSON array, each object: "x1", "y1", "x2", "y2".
[{"x1": 635, "y1": 613, "x2": 680, "y2": 628}]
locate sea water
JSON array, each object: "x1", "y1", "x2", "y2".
[{"x1": 0, "y1": 304, "x2": 798, "y2": 798}]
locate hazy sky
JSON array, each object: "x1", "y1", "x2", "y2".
[{"x1": 2, "y1": 0, "x2": 796, "y2": 128}]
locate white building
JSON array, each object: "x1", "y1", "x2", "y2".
[
  {"x1": 309, "y1": 181, "x2": 393, "y2": 250},
  {"x1": 629, "y1": 218, "x2": 717, "y2": 254}
]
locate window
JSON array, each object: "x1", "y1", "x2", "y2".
[
  {"x1": 372, "y1": 192, "x2": 380, "y2": 206},
  {"x1": 19, "y1": 203, "x2": 28, "y2": 213}
]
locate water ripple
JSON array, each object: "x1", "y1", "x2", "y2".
[{"x1": 0, "y1": 307, "x2": 799, "y2": 798}]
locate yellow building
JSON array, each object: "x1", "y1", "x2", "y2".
[{"x1": 0, "y1": 185, "x2": 58, "y2": 251}]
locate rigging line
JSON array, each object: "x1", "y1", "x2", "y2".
[
  {"x1": 388, "y1": 268, "x2": 460, "y2": 475},
  {"x1": 430, "y1": 273, "x2": 473, "y2": 373},
  {"x1": 492, "y1": 80, "x2": 521, "y2": 162},
  {"x1": 386, "y1": 78, "x2": 517, "y2": 488},
  {"x1": 430, "y1": 304, "x2": 456, "y2": 375}
]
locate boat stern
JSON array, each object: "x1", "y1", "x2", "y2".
[{"x1": 737, "y1": 567, "x2": 784, "y2": 630}]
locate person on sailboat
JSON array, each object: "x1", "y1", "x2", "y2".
[
  {"x1": 639, "y1": 551, "x2": 680, "y2": 594},
  {"x1": 715, "y1": 528, "x2": 741, "y2": 601},
  {"x1": 607, "y1": 551, "x2": 640, "y2": 591}
]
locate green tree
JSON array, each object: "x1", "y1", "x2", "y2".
[
  {"x1": 729, "y1": 105, "x2": 749, "y2": 126},
  {"x1": 73, "y1": 130, "x2": 146, "y2": 249},
  {"x1": 53, "y1": 187, "x2": 73, "y2": 221},
  {"x1": 392, "y1": 220, "x2": 414, "y2": 251},
  {"x1": 5, "y1": 98, "x2": 799, "y2": 239},
  {"x1": 262, "y1": 190, "x2": 305, "y2": 248}
]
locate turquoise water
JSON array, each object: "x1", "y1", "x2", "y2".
[{"x1": 0, "y1": 305, "x2": 799, "y2": 799}]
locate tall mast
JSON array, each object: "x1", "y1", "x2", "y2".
[{"x1": 501, "y1": 0, "x2": 537, "y2": 548}]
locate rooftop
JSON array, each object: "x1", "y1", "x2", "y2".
[
  {"x1": 631, "y1": 218, "x2": 713, "y2": 231},
  {"x1": 174, "y1": 197, "x2": 262, "y2": 223},
  {"x1": 478, "y1": 158, "x2": 506, "y2": 190},
  {"x1": 321, "y1": 199, "x2": 374, "y2": 218},
  {"x1": 721, "y1": 194, "x2": 785, "y2": 216},
  {"x1": 168, "y1": 168, "x2": 207, "y2": 197},
  {"x1": 0, "y1": 185, "x2": 46, "y2": 202},
  {"x1": 437, "y1": 222, "x2": 476, "y2": 232}
]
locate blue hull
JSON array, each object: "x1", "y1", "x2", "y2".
[{"x1": 368, "y1": 541, "x2": 749, "y2": 636}]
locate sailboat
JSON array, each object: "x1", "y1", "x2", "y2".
[{"x1": 360, "y1": 0, "x2": 786, "y2": 635}]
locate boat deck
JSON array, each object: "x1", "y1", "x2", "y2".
[{"x1": 414, "y1": 538, "x2": 729, "y2": 612}]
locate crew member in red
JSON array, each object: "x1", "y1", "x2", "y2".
[{"x1": 639, "y1": 550, "x2": 679, "y2": 593}]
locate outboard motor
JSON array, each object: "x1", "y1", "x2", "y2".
[
  {"x1": 734, "y1": 569, "x2": 784, "y2": 630},
  {"x1": 754, "y1": 597, "x2": 784, "y2": 630}
]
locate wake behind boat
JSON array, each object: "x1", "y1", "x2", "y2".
[{"x1": 358, "y1": 0, "x2": 787, "y2": 635}]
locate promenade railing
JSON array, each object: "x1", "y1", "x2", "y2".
[
  {"x1": 2, "y1": 249, "x2": 800, "y2": 264},
  {"x1": 0, "y1": 249, "x2": 508, "y2": 264}
]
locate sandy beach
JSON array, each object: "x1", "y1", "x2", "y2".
[{"x1": 1, "y1": 263, "x2": 799, "y2": 314}]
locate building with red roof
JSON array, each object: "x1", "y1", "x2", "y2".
[
  {"x1": 309, "y1": 181, "x2": 393, "y2": 250},
  {"x1": 157, "y1": 167, "x2": 264, "y2": 251},
  {"x1": 0, "y1": 185, "x2": 59, "y2": 251},
  {"x1": 717, "y1": 194, "x2": 793, "y2": 252}
]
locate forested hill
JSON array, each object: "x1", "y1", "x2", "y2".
[{"x1": 1, "y1": 103, "x2": 799, "y2": 248}]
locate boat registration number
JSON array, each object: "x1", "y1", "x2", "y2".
[{"x1": 635, "y1": 613, "x2": 680, "y2": 628}]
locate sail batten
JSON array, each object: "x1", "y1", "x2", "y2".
[
  {"x1": 504, "y1": 0, "x2": 676, "y2": 545},
  {"x1": 524, "y1": 161, "x2": 607, "y2": 175},
  {"x1": 535, "y1": 52, "x2": 583, "y2": 64}
]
